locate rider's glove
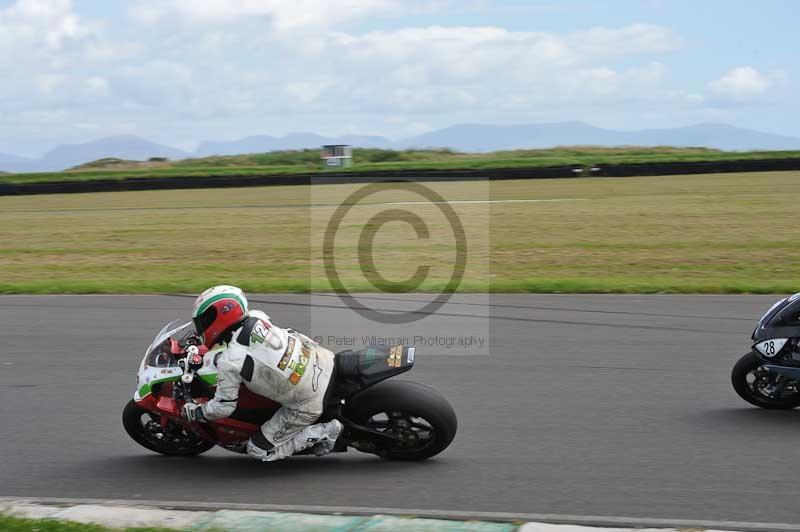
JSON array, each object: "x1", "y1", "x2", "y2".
[{"x1": 181, "y1": 402, "x2": 207, "y2": 423}]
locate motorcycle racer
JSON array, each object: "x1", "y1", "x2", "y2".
[{"x1": 181, "y1": 285, "x2": 342, "y2": 461}]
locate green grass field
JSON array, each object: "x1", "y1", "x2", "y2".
[
  {"x1": 1, "y1": 170, "x2": 798, "y2": 294},
  {"x1": 0, "y1": 514, "x2": 172, "y2": 532},
  {"x1": 3, "y1": 146, "x2": 800, "y2": 185}
]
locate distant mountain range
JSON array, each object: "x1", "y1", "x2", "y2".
[
  {"x1": 195, "y1": 133, "x2": 391, "y2": 156},
  {"x1": 0, "y1": 135, "x2": 188, "y2": 173},
  {"x1": 4, "y1": 122, "x2": 800, "y2": 173},
  {"x1": 0, "y1": 152, "x2": 35, "y2": 172},
  {"x1": 405, "y1": 122, "x2": 800, "y2": 153}
]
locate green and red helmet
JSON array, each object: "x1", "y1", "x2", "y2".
[{"x1": 192, "y1": 285, "x2": 248, "y2": 348}]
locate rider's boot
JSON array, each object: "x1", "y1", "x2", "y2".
[
  {"x1": 246, "y1": 420, "x2": 343, "y2": 462},
  {"x1": 308, "y1": 419, "x2": 343, "y2": 456}
]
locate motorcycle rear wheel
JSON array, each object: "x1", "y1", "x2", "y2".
[
  {"x1": 346, "y1": 380, "x2": 457, "y2": 461},
  {"x1": 122, "y1": 399, "x2": 216, "y2": 456},
  {"x1": 731, "y1": 352, "x2": 800, "y2": 409}
]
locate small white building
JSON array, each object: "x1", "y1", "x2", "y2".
[{"x1": 321, "y1": 144, "x2": 353, "y2": 168}]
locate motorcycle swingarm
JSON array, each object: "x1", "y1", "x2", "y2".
[{"x1": 339, "y1": 416, "x2": 405, "y2": 448}]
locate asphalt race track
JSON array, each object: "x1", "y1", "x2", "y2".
[{"x1": 1, "y1": 294, "x2": 797, "y2": 525}]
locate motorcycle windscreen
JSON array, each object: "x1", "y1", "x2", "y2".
[
  {"x1": 145, "y1": 320, "x2": 192, "y2": 356},
  {"x1": 766, "y1": 295, "x2": 800, "y2": 328},
  {"x1": 145, "y1": 339, "x2": 180, "y2": 368}
]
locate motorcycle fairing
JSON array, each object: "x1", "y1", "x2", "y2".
[
  {"x1": 134, "y1": 345, "x2": 225, "y2": 400},
  {"x1": 753, "y1": 294, "x2": 800, "y2": 341},
  {"x1": 195, "y1": 347, "x2": 223, "y2": 386},
  {"x1": 753, "y1": 338, "x2": 789, "y2": 358},
  {"x1": 135, "y1": 366, "x2": 183, "y2": 400},
  {"x1": 135, "y1": 391, "x2": 266, "y2": 445},
  {"x1": 330, "y1": 345, "x2": 416, "y2": 399},
  {"x1": 132, "y1": 321, "x2": 281, "y2": 446}
]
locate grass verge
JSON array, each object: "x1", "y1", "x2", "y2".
[
  {"x1": 0, "y1": 514, "x2": 173, "y2": 532},
  {"x1": 0, "y1": 170, "x2": 798, "y2": 294}
]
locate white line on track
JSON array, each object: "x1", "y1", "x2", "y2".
[
  {"x1": 384, "y1": 198, "x2": 587, "y2": 205},
  {"x1": 0, "y1": 198, "x2": 587, "y2": 215},
  {"x1": 1, "y1": 497, "x2": 798, "y2": 532}
]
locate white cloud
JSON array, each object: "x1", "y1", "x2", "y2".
[
  {"x1": 568, "y1": 23, "x2": 681, "y2": 56},
  {"x1": 23, "y1": 17, "x2": 677, "y2": 123},
  {"x1": 34, "y1": 73, "x2": 66, "y2": 95},
  {"x1": 0, "y1": 0, "x2": 135, "y2": 105},
  {"x1": 0, "y1": 0, "x2": 91, "y2": 62},
  {"x1": 83, "y1": 76, "x2": 109, "y2": 96},
  {"x1": 272, "y1": 25, "x2": 681, "y2": 114},
  {"x1": 708, "y1": 66, "x2": 773, "y2": 100},
  {"x1": 19, "y1": 108, "x2": 69, "y2": 124},
  {"x1": 129, "y1": 0, "x2": 436, "y2": 31},
  {"x1": 6, "y1": 1, "x2": 747, "y2": 154}
]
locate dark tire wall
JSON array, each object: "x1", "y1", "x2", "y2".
[
  {"x1": 345, "y1": 380, "x2": 458, "y2": 461},
  {"x1": 4, "y1": 157, "x2": 800, "y2": 196},
  {"x1": 122, "y1": 399, "x2": 216, "y2": 456},
  {"x1": 730, "y1": 352, "x2": 800, "y2": 409}
]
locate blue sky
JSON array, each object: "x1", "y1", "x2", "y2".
[{"x1": 0, "y1": 0, "x2": 796, "y2": 155}]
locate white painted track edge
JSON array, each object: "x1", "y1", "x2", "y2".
[{"x1": 1, "y1": 496, "x2": 798, "y2": 531}]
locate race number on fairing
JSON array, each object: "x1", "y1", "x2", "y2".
[{"x1": 754, "y1": 338, "x2": 788, "y2": 357}]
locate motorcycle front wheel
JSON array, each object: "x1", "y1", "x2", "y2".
[
  {"x1": 731, "y1": 352, "x2": 800, "y2": 409},
  {"x1": 122, "y1": 399, "x2": 216, "y2": 456}
]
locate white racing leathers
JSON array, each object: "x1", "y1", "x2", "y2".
[{"x1": 200, "y1": 311, "x2": 339, "y2": 461}]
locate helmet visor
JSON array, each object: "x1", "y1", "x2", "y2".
[{"x1": 193, "y1": 306, "x2": 218, "y2": 343}]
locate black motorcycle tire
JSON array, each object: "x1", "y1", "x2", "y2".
[
  {"x1": 731, "y1": 352, "x2": 800, "y2": 409},
  {"x1": 346, "y1": 380, "x2": 457, "y2": 461},
  {"x1": 122, "y1": 399, "x2": 216, "y2": 456}
]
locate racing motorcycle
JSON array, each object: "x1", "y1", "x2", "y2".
[
  {"x1": 123, "y1": 320, "x2": 457, "y2": 460},
  {"x1": 732, "y1": 293, "x2": 800, "y2": 409}
]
